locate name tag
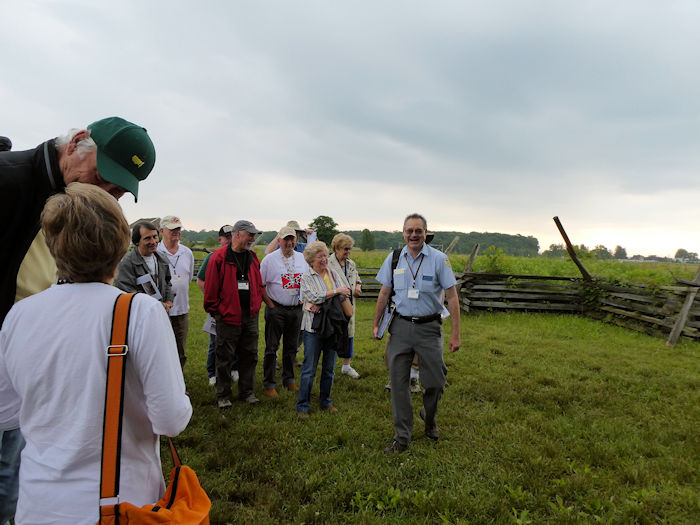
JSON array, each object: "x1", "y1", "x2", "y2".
[
  {"x1": 422, "y1": 275, "x2": 433, "y2": 281},
  {"x1": 407, "y1": 288, "x2": 420, "y2": 299},
  {"x1": 238, "y1": 280, "x2": 250, "y2": 291}
]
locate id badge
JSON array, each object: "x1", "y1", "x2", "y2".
[
  {"x1": 171, "y1": 274, "x2": 183, "y2": 284},
  {"x1": 238, "y1": 280, "x2": 250, "y2": 291},
  {"x1": 407, "y1": 288, "x2": 420, "y2": 300}
]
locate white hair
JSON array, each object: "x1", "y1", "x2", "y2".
[{"x1": 55, "y1": 128, "x2": 97, "y2": 159}]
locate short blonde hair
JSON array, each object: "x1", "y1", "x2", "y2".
[
  {"x1": 331, "y1": 233, "x2": 354, "y2": 252},
  {"x1": 42, "y1": 182, "x2": 130, "y2": 283},
  {"x1": 303, "y1": 241, "x2": 329, "y2": 265}
]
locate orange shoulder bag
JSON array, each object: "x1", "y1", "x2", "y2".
[{"x1": 98, "y1": 293, "x2": 211, "y2": 524}]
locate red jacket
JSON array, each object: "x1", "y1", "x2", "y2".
[{"x1": 203, "y1": 245, "x2": 264, "y2": 325}]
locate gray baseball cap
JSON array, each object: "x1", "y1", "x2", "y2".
[{"x1": 233, "y1": 220, "x2": 262, "y2": 234}]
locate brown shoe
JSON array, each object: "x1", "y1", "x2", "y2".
[
  {"x1": 297, "y1": 411, "x2": 309, "y2": 419},
  {"x1": 263, "y1": 388, "x2": 278, "y2": 398},
  {"x1": 320, "y1": 405, "x2": 338, "y2": 413},
  {"x1": 285, "y1": 383, "x2": 299, "y2": 392},
  {"x1": 383, "y1": 439, "x2": 408, "y2": 455}
]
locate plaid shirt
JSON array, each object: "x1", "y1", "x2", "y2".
[{"x1": 300, "y1": 267, "x2": 345, "y2": 332}]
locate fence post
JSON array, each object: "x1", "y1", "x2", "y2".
[
  {"x1": 666, "y1": 267, "x2": 700, "y2": 346},
  {"x1": 553, "y1": 216, "x2": 592, "y2": 281}
]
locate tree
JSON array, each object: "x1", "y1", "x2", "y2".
[
  {"x1": 592, "y1": 245, "x2": 613, "y2": 260},
  {"x1": 674, "y1": 248, "x2": 698, "y2": 261},
  {"x1": 309, "y1": 215, "x2": 339, "y2": 245},
  {"x1": 541, "y1": 243, "x2": 567, "y2": 258},
  {"x1": 613, "y1": 245, "x2": 627, "y2": 259},
  {"x1": 359, "y1": 229, "x2": 375, "y2": 251}
]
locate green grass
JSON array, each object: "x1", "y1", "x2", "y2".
[{"x1": 175, "y1": 283, "x2": 700, "y2": 524}]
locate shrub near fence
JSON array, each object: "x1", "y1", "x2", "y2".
[{"x1": 456, "y1": 271, "x2": 700, "y2": 342}]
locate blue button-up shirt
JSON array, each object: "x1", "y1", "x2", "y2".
[{"x1": 376, "y1": 243, "x2": 456, "y2": 317}]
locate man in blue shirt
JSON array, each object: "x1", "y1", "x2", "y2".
[{"x1": 373, "y1": 213, "x2": 461, "y2": 454}]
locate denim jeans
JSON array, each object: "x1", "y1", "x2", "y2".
[
  {"x1": 206, "y1": 333, "x2": 216, "y2": 378},
  {"x1": 0, "y1": 428, "x2": 24, "y2": 525},
  {"x1": 296, "y1": 330, "x2": 337, "y2": 413}
]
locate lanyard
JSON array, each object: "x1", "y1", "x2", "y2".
[
  {"x1": 405, "y1": 253, "x2": 425, "y2": 288},
  {"x1": 166, "y1": 253, "x2": 180, "y2": 274}
]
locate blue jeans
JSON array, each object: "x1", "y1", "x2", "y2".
[
  {"x1": 296, "y1": 331, "x2": 337, "y2": 413},
  {"x1": 0, "y1": 429, "x2": 24, "y2": 525},
  {"x1": 206, "y1": 334, "x2": 216, "y2": 378}
]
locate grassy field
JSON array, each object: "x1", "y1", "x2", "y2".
[
  {"x1": 347, "y1": 250, "x2": 699, "y2": 286},
  {"x1": 175, "y1": 282, "x2": 699, "y2": 524}
]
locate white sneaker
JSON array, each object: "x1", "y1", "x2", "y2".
[
  {"x1": 208, "y1": 376, "x2": 216, "y2": 386},
  {"x1": 342, "y1": 366, "x2": 360, "y2": 379},
  {"x1": 231, "y1": 370, "x2": 239, "y2": 383}
]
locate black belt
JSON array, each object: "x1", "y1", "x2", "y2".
[
  {"x1": 272, "y1": 300, "x2": 302, "y2": 310},
  {"x1": 397, "y1": 313, "x2": 441, "y2": 324}
]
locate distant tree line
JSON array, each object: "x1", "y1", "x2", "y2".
[
  {"x1": 181, "y1": 227, "x2": 539, "y2": 256},
  {"x1": 344, "y1": 230, "x2": 539, "y2": 256},
  {"x1": 177, "y1": 216, "x2": 698, "y2": 261}
]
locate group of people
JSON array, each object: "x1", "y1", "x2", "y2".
[
  {"x1": 0, "y1": 118, "x2": 461, "y2": 524},
  {"x1": 199, "y1": 220, "x2": 362, "y2": 416}
]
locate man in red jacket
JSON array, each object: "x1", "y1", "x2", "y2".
[{"x1": 204, "y1": 220, "x2": 266, "y2": 409}]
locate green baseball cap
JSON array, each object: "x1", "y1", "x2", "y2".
[{"x1": 87, "y1": 117, "x2": 156, "y2": 201}]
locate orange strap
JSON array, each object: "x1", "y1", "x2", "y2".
[
  {"x1": 99, "y1": 293, "x2": 182, "y2": 504},
  {"x1": 99, "y1": 293, "x2": 134, "y2": 500}
]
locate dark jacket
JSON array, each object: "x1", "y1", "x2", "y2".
[
  {"x1": 0, "y1": 140, "x2": 64, "y2": 325},
  {"x1": 203, "y1": 244, "x2": 264, "y2": 326},
  {"x1": 311, "y1": 295, "x2": 351, "y2": 357},
  {"x1": 113, "y1": 248, "x2": 174, "y2": 303}
]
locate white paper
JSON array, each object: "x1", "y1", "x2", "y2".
[{"x1": 136, "y1": 274, "x2": 162, "y2": 300}]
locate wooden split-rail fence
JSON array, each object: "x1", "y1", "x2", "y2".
[{"x1": 354, "y1": 217, "x2": 700, "y2": 344}]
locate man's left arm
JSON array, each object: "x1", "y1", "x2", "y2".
[
  {"x1": 187, "y1": 250, "x2": 195, "y2": 282},
  {"x1": 444, "y1": 286, "x2": 461, "y2": 353}
]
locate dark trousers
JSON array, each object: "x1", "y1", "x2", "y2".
[
  {"x1": 387, "y1": 318, "x2": 447, "y2": 445},
  {"x1": 215, "y1": 312, "x2": 259, "y2": 401},
  {"x1": 169, "y1": 313, "x2": 189, "y2": 368},
  {"x1": 263, "y1": 304, "x2": 303, "y2": 389}
]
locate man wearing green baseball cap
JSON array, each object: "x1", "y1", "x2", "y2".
[{"x1": 0, "y1": 116, "x2": 156, "y2": 524}]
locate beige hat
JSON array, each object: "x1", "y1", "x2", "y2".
[
  {"x1": 286, "y1": 220, "x2": 303, "y2": 232},
  {"x1": 160, "y1": 215, "x2": 182, "y2": 229},
  {"x1": 278, "y1": 226, "x2": 297, "y2": 239}
]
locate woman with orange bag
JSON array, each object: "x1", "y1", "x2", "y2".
[{"x1": 0, "y1": 183, "x2": 192, "y2": 523}]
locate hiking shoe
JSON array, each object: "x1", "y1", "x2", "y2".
[
  {"x1": 383, "y1": 439, "x2": 408, "y2": 455},
  {"x1": 419, "y1": 407, "x2": 439, "y2": 441},
  {"x1": 410, "y1": 377, "x2": 422, "y2": 394},
  {"x1": 297, "y1": 411, "x2": 309, "y2": 419},
  {"x1": 217, "y1": 399, "x2": 232, "y2": 410},
  {"x1": 244, "y1": 394, "x2": 259, "y2": 405},
  {"x1": 263, "y1": 388, "x2": 278, "y2": 398},
  {"x1": 285, "y1": 383, "x2": 299, "y2": 392},
  {"x1": 231, "y1": 370, "x2": 239, "y2": 383},
  {"x1": 341, "y1": 366, "x2": 360, "y2": 379},
  {"x1": 208, "y1": 376, "x2": 216, "y2": 386},
  {"x1": 320, "y1": 405, "x2": 338, "y2": 413}
]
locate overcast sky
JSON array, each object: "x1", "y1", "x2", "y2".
[{"x1": 2, "y1": 1, "x2": 699, "y2": 256}]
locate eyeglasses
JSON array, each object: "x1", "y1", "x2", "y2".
[{"x1": 404, "y1": 228, "x2": 424, "y2": 235}]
